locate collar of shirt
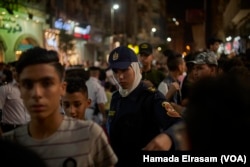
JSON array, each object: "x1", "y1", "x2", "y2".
[{"x1": 89, "y1": 77, "x2": 101, "y2": 84}]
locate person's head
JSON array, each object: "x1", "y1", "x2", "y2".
[
  {"x1": 184, "y1": 74, "x2": 250, "y2": 150},
  {"x1": 189, "y1": 52, "x2": 218, "y2": 81},
  {"x1": 163, "y1": 49, "x2": 175, "y2": 58},
  {"x1": 88, "y1": 66, "x2": 100, "y2": 78},
  {"x1": 63, "y1": 77, "x2": 91, "y2": 119},
  {"x1": 184, "y1": 53, "x2": 195, "y2": 73},
  {"x1": 138, "y1": 42, "x2": 153, "y2": 69},
  {"x1": 104, "y1": 81, "x2": 112, "y2": 91},
  {"x1": 218, "y1": 56, "x2": 244, "y2": 74},
  {"x1": 2, "y1": 69, "x2": 13, "y2": 83},
  {"x1": 9, "y1": 61, "x2": 18, "y2": 80},
  {"x1": 207, "y1": 37, "x2": 222, "y2": 53},
  {"x1": 108, "y1": 46, "x2": 141, "y2": 97},
  {"x1": 167, "y1": 53, "x2": 186, "y2": 75},
  {"x1": 16, "y1": 47, "x2": 66, "y2": 120}
]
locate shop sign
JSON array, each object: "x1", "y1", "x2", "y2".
[
  {"x1": 54, "y1": 19, "x2": 74, "y2": 34},
  {"x1": 0, "y1": 16, "x2": 22, "y2": 33},
  {"x1": 73, "y1": 25, "x2": 91, "y2": 40}
]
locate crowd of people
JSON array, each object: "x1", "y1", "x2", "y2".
[{"x1": 0, "y1": 38, "x2": 250, "y2": 166}]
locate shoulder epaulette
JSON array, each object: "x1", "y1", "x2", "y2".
[{"x1": 147, "y1": 86, "x2": 156, "y2": 92}]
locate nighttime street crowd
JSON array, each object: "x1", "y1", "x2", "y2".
[{"x1": 0, "y1": 37, "x2": 250, "y2": 167}]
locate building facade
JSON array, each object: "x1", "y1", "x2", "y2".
[
  {"x1": 0, "y1": 0, "x2": 48, "y2": 62},
  {"x1": 1, "y1": 0, "x2": 249, "y2": 64}
]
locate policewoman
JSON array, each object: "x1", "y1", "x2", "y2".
[{"x1": 107, "y1": 46, "x2": 182, "y2": 167}]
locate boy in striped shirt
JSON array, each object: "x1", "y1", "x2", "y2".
[{"x1": 2, "y1": 47, "x2": 117, "y2": 167}]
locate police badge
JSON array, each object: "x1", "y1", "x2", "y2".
[{"x1": 112, "y1": 52, "x2": 119, "y2": 61}]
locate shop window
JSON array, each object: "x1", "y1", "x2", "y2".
[{"x1": 15, "y1": 37, "x2": 38, "y2": 60}]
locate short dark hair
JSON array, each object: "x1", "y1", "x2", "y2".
[
  {"x1": 206, "y1": 37, "x2": 222, "y2": 48},
  {"x1": 2, "y1": 69, "x2": 13, "y2": 83},
  {"x1": 184, "y1": 53, "x2": 195, "y2": 73},
  {"x1": 8, "y1": 61, "x2": 17, "y2": 68},
  {"x1": 65, "y1": 77, "x2": 88, "y2": 97},
  {"x1": 163, "y1": 49, "x2": 175, "y2": 58},
  {"x1": 88, "y1": 66, "x2": 100, "y2": 71},
  {"x1": 218, "y1": 56, "x2": 244, "y2": 73},
  {"x1": 167, "y1": 53, "x2": 183, "y2": 71},
  {"x1": 16, "y1": 47, "x2": 65, "y2": 80}
]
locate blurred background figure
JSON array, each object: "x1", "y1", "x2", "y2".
[
  {"x1": 104, "y1": 81, "x2": 113, "y2": 116},
  {"x1": 138, "y1": 42, "x2": 166, "y2": 88},
  {"x1": 0, "y1": 62, "x2": 6, "y2": 86},
  {"x1": 0, "y1": 62, "x2": 30, "y2": 133},
  {"x1": 206, "y1": 37, "x2": 223, "y2": 60},
  {"x1": 158, "y1": 53, "x2": 186, "y2": 105},
  {"x1": 180, "y1": 53, "x2": 195, "y2": 106},
  {"x1": 190, "y1": 51, "x2": 218, "y2": 82},
  {"x1": 85, "y1": 66, "x2": 107, "y2": 126}
]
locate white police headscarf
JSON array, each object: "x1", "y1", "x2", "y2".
[{"x1": 112, "y1": 62, "x2": 142, "y2": 97}]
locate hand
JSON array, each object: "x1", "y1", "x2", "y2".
[
  {"x1": 162, "y1": 102, "x2": 182, "y2": 118},
  {"x1": 168, "y1": 82, "x2": 180, "y2": 92},
  {"x1": 170, "y1": 102, "x2": 185, "y2": 116},
  {"x1": 142, "y1": 133, "x2": 172, "y2": 151},
  {"x1": 166, "y1": 82, "x2": 180, "y2": 100}
]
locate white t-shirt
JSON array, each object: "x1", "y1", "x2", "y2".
[{"x1": 158, "y1": 81, "x2": 168, "y2": 97}]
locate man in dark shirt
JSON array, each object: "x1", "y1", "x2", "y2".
[{"x1": 138, "y1": 42, "x2": 166, "y2": 88}]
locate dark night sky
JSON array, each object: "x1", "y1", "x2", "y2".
[
  {"x1": 166, "y1": 0, "x2": 205, "y2": 43},
  {"x1": 167, "y1": 0, "x2": 204, "y2": 19}
]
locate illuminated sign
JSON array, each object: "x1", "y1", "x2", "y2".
[
  {"x1": 0, "y1": 17, "x2": 22, "y2": 33},
  {"x1": 128, "y1": 44, "x2": 139, "y2": 54},
  {"x1": 54, "y1": 19, "x2": 74, "y2": 33},
  {"x1": 73, "y1": 25, "x2": 91, "y2": 40}
]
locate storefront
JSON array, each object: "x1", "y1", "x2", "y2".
[
  {"x1": 223, "y1": 36, "x2": 247, "y2": 55},
  {"x1": 0, "y1": 7, "x2": 46, "y2": 63},
  {"x1": 51, "y1": 18, "x2": 98, "y2": 66}
]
